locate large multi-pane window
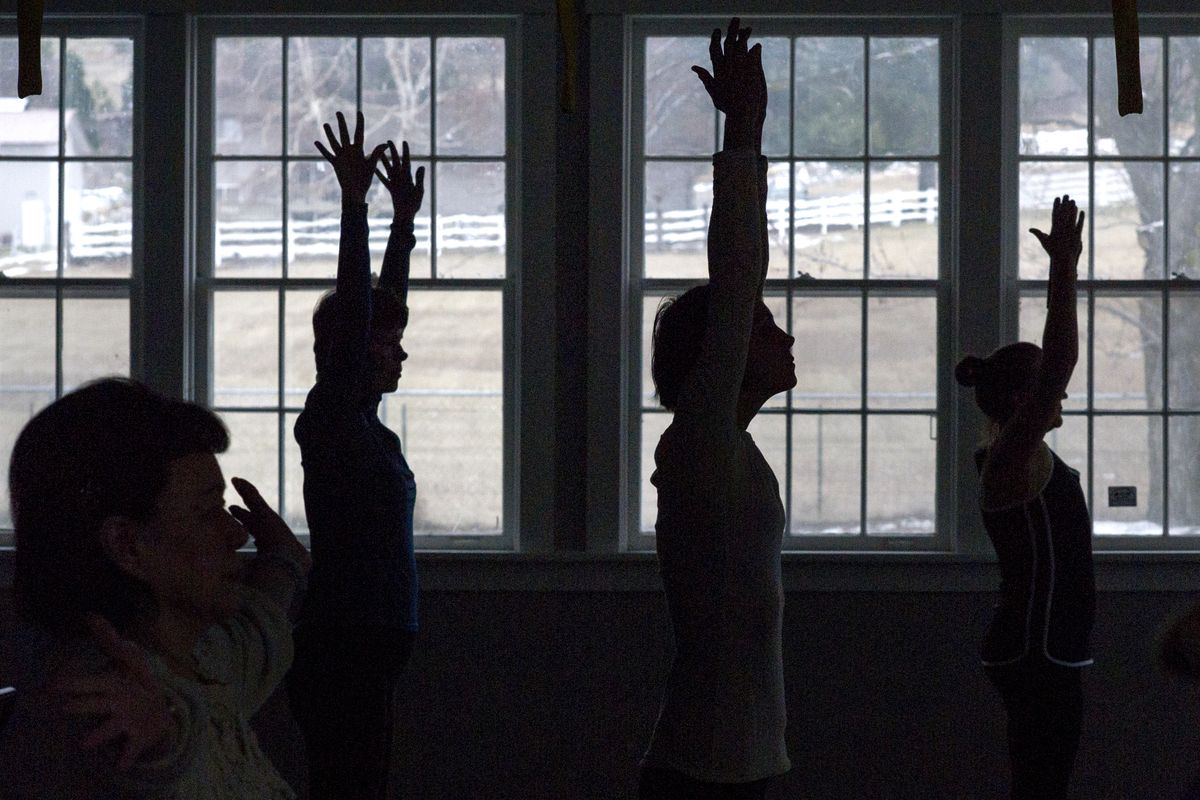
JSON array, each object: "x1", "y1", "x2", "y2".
[
  {"x1": 1015, "y1": 28, "x2": 1200, "y2": 547},
  {"x1": 0, "y1": 25, "x2": 135, "y2": 540},
  {"x1": 196, "y1": 20, "x2": 514, "y2": 548},
  {"x1": 631, "y1": 21, "x2": 949, "y2": 550}
]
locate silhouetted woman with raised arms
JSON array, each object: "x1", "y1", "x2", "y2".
[
  {"x1": 641, "y1": 19, "x2": 796, "y2": 800},
  {"x1": 285, "y1": 110, "x2": 425, "y2": 800},
  {"x1": 956, "y1": 195, "x2": 1092, "y2": 800}
]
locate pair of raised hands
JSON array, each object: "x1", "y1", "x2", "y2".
[{"x1": 317, "y1": 110, "x2": 424, "y2": 219}]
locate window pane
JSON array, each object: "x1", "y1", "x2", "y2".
[
  {"x1": 435, "y1": 38, "x2": 504, "y2": 156},
  {"x1": 866, "y1": 414, "x2": 935, "y2": 535},
  {"x1": 869, "y1": 38, "x2": 938, "y2": 157},
  {"x1": 213, "y1": 291, "x2": 278, "y2": 408},
  {"x1": 288, "y1": 37, "x2": 356, "y2": 156},
  {"x1": 1169, "y1": 163, "x2": 1200, "y2": 280},
  {"x1": 362, "y1": 37, "x2": 431, "y2": 157},
  {"x1": 220, "y1": 411, "x2": 281, "y2": 517},
  {"x1": 214, "y1": 161, "x2": 282, "y2": 277},
  {"x1": 367, "y1": 160, "x2": 432, "y2": 280},
  {"x1": 62, "y1": 296, "x2": 128, "y2": 390},
  {"x1": 793, "y1": 294, "x2": 860, "y2": 410},
  {"x1": 286, "y1": 159, "x2": 338, "y2": 279},
  {"x1": 0, "y1": 297, "x2": 55, "y2": 528},
  {"x1": 1094, "y1": 37, "x2": 1163, "y2": 157},
  {"x1": 65, "y1": 38, "x2": 133, "y2": 157},
  {"x1": 1169, "y1": 38, "x2": 1200, "y2": 156},
  {"x1": 284, "y1": 289, "x2": 322, "y2": 408},
  {"x1": 868, "y1": 161, "x2": 938, "y2": 278},
  {"x1": 1093, "y1": 415, "x2": 1162, "y2": 536},
  {"x1": 0, "y1": 38, "x2": 61, "y2": 156},
  {"x1": 390, "y1": 290, "x2": 502, "y2": 534},
  {"x1": 791, "y1": 414, "x2": 860, "y2": 535},
  {"x1": 645, "y1": 160, "x2": 710, "y2": 279},
  {"x1": 1019, "y1": 162, "x2": 1089, "y2": 279},
  {"x1": 640, "y1": 411, "x2": 670, "y2": 533},
  {"x1": 215, "y1": 38, "x2": 282, "y2": 156},
  {"x1": 1019, "y1": 292, "x2": 1089, "y2": 411},
  {"x1": 64, "y1": 161, "x2": 132, "y2": 278},
  {"x1": 435, "y1": 161, "x2": 505, "y2": 278},
  {"x1": 1020, "y1": 38, "x2": 1087, "y2": 156},
  {"x1": 867, "y1": 295, "x2": 936, "y2": 410},
  {"x1": 759, "y1": 37, "x2": 790, "y2": 157},
  {"x1": 1170, "y1": 415, "x2": 1200, "y2": 535},
  {"x1": 794, "y1": 37, "x2": 863, "y2": 157},
  {"x1": 1093, "y1": 161, "x2": 1162, "y2": 280},
  {"x1": 1170, "y1": 294, "x2": 1200, "y2": 411},
  {"x1": 1094, "y1": 293, "x2": 1161, "y2": 410},
  {"x1": 794, "y1": 162, "x2": 863, "y2": 280},
  {"x1": 0, "y1": 161, "x2": 58, "y2": 278},
  {"x1": 645, "y1": 37, "x2": 714, "y2": 156}
]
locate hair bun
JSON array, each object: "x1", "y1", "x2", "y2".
[{"x1": 955, "y1": 355, "x2": 985, "y2": 387}]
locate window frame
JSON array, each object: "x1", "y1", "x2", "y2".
[
  {"x1": 192, "y1": 16, "x2": 523, "y2": 551},
  {"x1": 0, "y1": 16, "x2": 144, "y2": 549},
  {"x1": 1004, "y1": 16, "x2": 1200, "y2": 552},
  {"x1": 620, "y1": 15, "x2": 958, "y2": 553}
]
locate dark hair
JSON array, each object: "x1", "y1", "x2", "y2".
[
  {"x1": 651, "y1": 285, "x2": 712, "y2": 411},
  {"x1": 955, "y1": 341, "x2": 1042, "y2": 422},
  {"x1": 9, "y1": 378, "x2": 229, "y2": 637},
  {"x1": 312, "y1": 286, "x2": 406, "y2": 373}
]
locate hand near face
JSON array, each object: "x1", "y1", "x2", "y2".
[
  {"x1": 53, "y1": 614, "x2": 177, "y2": 771},
  {"x1": 229, "y1": 476, "x2": 312, "y2": 572}
]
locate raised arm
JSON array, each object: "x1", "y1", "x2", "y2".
[
  {"x1": 229, "y1": 476, "x2": 312, "y2": 615},
  {"x1": 674, "y1": 19, "x2": 767, "y2": 421},
  {"x1": 313, "y1": 111, "x2": 387, "y2": 395},
  {"x1": 987, "y1": 195, "x2": 1084, "y2": 476},
  {"x1": 376, "y1": 139, "x2": 426, "y2": 306}
]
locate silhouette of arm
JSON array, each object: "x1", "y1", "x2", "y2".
[
  {"x1": 377, "y1": 139, "x2": 426, "y2": 306},
  {"x1": 985, "y1": 195, "x2": 1084, "y2": 491},
  {"x1": 312, "y1": 111, "x2": 387, "y2": 404},
  {"x1": 675, "y1": 20, "x2": 767, "y2": 422}
]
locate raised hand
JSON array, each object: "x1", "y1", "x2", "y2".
[
  {"x1": 1029, "y1": 194, "x2": 1085, "y2": 266},
  {"x1": 53, "y1": 615, "x2": 177, "y2": 771},
  {"x1": 230, "y1": 476, "x2": 311, "y2": 571},
  {"x1": 376, "y1": 140, "x2": 425, "y2": 223},
  {"x1": 691, "y1": 18, "x2": 767, "y2": 150},
  {"x1": 314, "y1": 110, "x2": 388, "y2": 207}
]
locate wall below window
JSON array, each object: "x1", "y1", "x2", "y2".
[{"x1": 5, "y1": 586, "x2": 1196, "y2": 799}]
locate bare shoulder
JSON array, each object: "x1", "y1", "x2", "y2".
[{"x1": 980, "y1": 442, "x2": 1053, "y2": 511}]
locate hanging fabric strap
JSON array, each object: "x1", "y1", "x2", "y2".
[
  {"x1": 17, "y1": 0, "x2": 44, "y2": 98},
  {"x1": 1112, "y1": 0, "x2": 1143, "y2": 116}
]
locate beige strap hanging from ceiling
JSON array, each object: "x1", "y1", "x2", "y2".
[{"x1": 1112, "y1": 0, "x2": 1142, "y2": 116}]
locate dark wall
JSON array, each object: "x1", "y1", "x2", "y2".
[{"x1": 232, "y1": 590, "x2": 1200, "y2": 800}]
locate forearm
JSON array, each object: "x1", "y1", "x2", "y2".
[
  {"x1": 1039, "y1": 257, "x2": 1079, "y2": 392},
  {"x1": 378, "y1": 214, "x2": 416, "y2": 302}
]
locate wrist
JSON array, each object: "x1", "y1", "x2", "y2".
[{"x1": 342, "y1": 199, "x2": 367, "y2": 212}]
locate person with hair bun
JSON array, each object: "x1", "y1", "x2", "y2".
[{"x1": 955, "y1": 195, "x2": 1091, "y2": 800}]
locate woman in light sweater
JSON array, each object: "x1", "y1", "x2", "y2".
[
  {"x1": 642, "y1": 18, "x2": 796, "y2": 800},
  {"x1": 0, "y1": 377, "x2": 311, "y2": 799}
]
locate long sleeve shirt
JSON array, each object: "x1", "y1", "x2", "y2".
[
  {"x1": 643, "y1": 150, "x2": 790, "y2": 783},
  {"x1": 0, "y1": 587, "x2": 296, "y2": 799},
  {"x1": 294, "y1": 203, "x2": 418, "y2": 631}
]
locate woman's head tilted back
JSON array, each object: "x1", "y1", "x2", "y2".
[
  {"x1": 955, "y1": 341, "x2": 1043, "y2": 423},
  {"x1": 651, "y1": 285, "x2": 711, "y2": 411},
  {"x1": 8, "y1": 378, "x2": 229, "y2": 637}
]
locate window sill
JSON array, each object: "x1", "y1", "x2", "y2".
[{"x1": 2, "y1": 549, "x2": 1199, "y2": 593}]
